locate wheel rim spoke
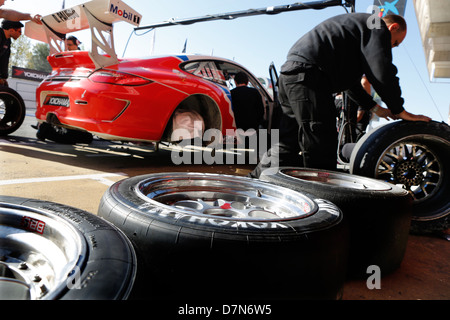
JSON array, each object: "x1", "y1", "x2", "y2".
[{"x1": 376, "y1": 142, "x2": 442, "y2": 202}]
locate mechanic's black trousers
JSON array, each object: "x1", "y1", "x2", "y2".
[{"x1": 250, "y1": 67, "x2": 337, "y2": 178}]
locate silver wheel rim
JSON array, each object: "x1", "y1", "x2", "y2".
[
  {"x1": 374, "y1": 141, "x2": 443, "y2": 203},
  {"x1": 136, "y1": 173, "x2": 319, "y2": 221},
  {"x1": 280, "y1": 168, "x2": 391, "y2": 190},
  {"x1": 0, "y1": 203, "x2": 86, "y2": 300}
]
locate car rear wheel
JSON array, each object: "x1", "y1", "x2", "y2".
[
  {"x1": 0, "y1": 87, "x2": 26, "y2": 136},
  {"x1": 350, "y1": 120, "x2": 450, "y2": 234},
  {"x1": 0, "y1": 196, "x2": 136, "y2": 300},
  {"x1": 259, "y1": 167, "x2": 412, "y2": 278},
  {"x1": 98, "y1": 172, "x2": 349, "y2": 300}
]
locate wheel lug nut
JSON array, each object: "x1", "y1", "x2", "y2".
[
  {"x1": 40, "y1": 284, "x2": 48, "y2": 296},
  {"x1": 19, "y1": 262, "x2": 28, "y2": 270}
]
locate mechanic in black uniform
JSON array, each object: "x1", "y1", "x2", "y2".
[
  {"x1": 250, "y1": 13, "x2": 431, "y2": 178},
  {"x1": 0, "y1": 20, "x2": 24, "y2": 86},
  {"x1": 231, "y1": 71, "x2": 264, "y2": 131},
  {"x1": 0, "y1": 1, "x2": 42, "y2": 86}
]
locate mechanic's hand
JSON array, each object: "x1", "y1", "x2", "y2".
[
  {"x1": 393, "y1": 110, "x2": 432, "y2": 122},
  {"x1": 31, "y1": 14, "x2": 42, "y2": 24},
  {"x1": 356, "y1": 110, "x2": 365, "y2": 122},
  {"x1": 371, "y1": 105, "x2": 394, "y2": 121}
]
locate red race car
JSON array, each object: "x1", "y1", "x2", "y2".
[{"x1": 25, "y1": 0, "x2": 274, "y2": 144}]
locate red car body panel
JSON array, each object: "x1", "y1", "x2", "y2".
[{"x1": 36, "y1": 52, "x2": 268, "y2": 143}]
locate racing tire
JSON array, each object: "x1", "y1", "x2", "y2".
[
  {"x1": 349, "y1": 120, "x2": 450, "y2": 234},
  {"x1": 0, "y1": 87, "x2": 26, "y2": 136},
  {"x1": 98, "y1": 172, "x2": 349, "y2": 300},
  {"x1": 259, "y1": 167, "x2": 412, "y2": 278},
  {"x1": 0, "y1": 196, "x2": 136, "y2": 300}
]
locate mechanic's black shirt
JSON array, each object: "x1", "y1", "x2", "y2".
[
  {"x1": 231, "y1": 86, "x2": 264, "y2": 131},
  {"x1": 281, "y1": 13, "x2": 405, "y2": 114},
  {"x1": 0, "y1": 29, "x2": 11, "y2": 79}
]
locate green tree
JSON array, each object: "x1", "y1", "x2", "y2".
[
  {"x1": 28, "y1": 43, "x2": 52, "y2": 73},
  {"x1": 9, "y1": 37, "x2": 52, "y2": 75},
  {"x1": 8, "y1": 35, "x2": 33, "y2": 74}
]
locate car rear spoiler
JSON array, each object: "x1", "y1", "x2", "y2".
[{"x1": 24, "y1": 0, "x2": 142, "y2": 69}]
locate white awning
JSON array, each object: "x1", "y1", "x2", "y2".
[{"x1": 414, "y1": 0, "x2": 450, "y2": 80}]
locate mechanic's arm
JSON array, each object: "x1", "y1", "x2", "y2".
[
  {"x1": 345, "y1": 83, "x2": 376, "y2": 110},
  {"x1": 370, "y1": 105, "x2": 431, "y2": 122},
  {"x1": 369, "y1": 104, "x2": 394, "y2": 121},
  {"x1": 392, "y1": 109, "x2": 431, "y2": 122},
  {"x1": 0, "y1": 9, "x2": 42, "y2": 24}
]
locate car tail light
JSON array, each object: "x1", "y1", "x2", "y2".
[{"x1": 89, "y1": 69, "x2": 152, "y2": 86}]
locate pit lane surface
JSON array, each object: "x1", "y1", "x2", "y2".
[{"x1": 1, "y1": 110, "x2": 448, "y2": 300}]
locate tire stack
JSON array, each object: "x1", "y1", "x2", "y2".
[
  {"x1": 98, "y1": 172, "x2": 349, "y2": 300},
  {"x1": 259, "y1": 167, "x2": 413, "y2": 278},
  {"x1": 0, "y1": 170, "x2": 414, "y2": 299}
]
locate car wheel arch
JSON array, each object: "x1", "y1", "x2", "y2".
[{"x1": 162, "y1": 94, "x2": 223, "y2": 141}]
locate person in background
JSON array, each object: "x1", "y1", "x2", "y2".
[
  {"x1": 66, "y1": 35, "x2": 81, "y2": 51},
  {"x1": 0, "y1": 20, "x2": 23, "y2": 86}
]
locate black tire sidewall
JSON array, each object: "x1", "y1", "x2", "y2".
[
  {"x1": 0, "y1": 87, "x2": 26, "y2": 136},
  {"x1": 259, "y1": 167, "x2": 412, "y2": 277}
]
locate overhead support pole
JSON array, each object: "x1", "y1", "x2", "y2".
[{"x1": 135, "y1": 0, "x2": 347, "y2": 31}]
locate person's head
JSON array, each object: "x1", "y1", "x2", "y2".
[
  {"x1": 1, "y1": 20, "x2": 24, "y2": 40},
  {"x1": 66, "y1": 35, "x2": 81, "y2": 51},
  {"x1": 382, "y1": 14, "x2": 407, "y2": 48},
  {"x1": 234, "y1": 71, "x2": 249, "y2": 86}
]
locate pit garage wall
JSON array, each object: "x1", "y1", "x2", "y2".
[
  {"x1": 8, "y1": 78, "x2": 39, "y2": 110},
  {"x1": 413, "y1": 0, "x2": 450, "y2": 80},
  {"x1": 8, "y1": 66, "x2": 49, "y2": 110}
]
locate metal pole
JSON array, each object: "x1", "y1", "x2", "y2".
[{"x1": 135, "y1": 0, "x2": 348, "y2": 31}]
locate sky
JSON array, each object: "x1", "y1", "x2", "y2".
[{"x1": 4, "y1": 0, "x2": 449, "y2": 123}]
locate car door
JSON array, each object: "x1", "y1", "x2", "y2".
[{"x1": 268, "y1": 62, "x2": 282, "y2": 131}]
